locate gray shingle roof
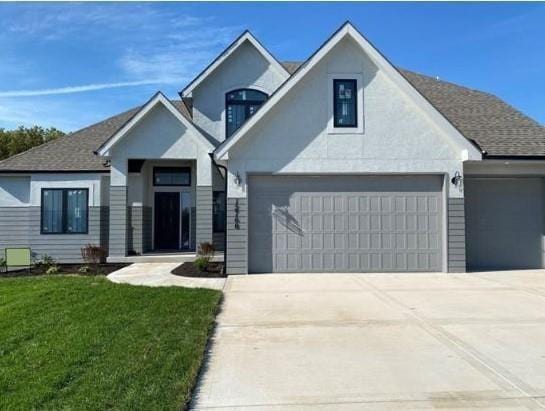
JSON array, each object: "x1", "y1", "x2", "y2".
[
  {"x1": 281, "y1": 61, "x2": 545, "y2": 157},
  {"x1": 1, "y1": 62, "x2": 544, "y2": 173},
  {"x1": 399, "y1": 70, "x2": 545, "y2": 157},
  {"x1": 0, "y1": 100, "x2": 194, "y2": 172}
]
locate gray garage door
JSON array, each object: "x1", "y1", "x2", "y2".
[
  {"x1": 465, "y1": 178, "x2": 544, "y2": 270},
  {"x1": 248, "y1": 175, "x2": 443, "y2": 273}
]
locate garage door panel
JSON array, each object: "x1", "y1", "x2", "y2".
[
  {"x1": 465, "y1": 178, "x2": 543, "y2": 270},
  {"x1": 249, "y1": 175, "x2": 443, "y2": 273}
]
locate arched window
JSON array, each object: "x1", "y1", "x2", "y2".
[{"x1": 225, "y1": 89, "x2": 268, "y2": 138}]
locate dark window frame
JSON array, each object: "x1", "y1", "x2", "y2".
[
  {"x1": 225, "y1": 88, "x2": 268, "y2": 138},
  {"x1": 333, "y1": 79, "x2": 358, "y2": 128},
  {"x1": 40, "y1": 188, "x2": 89, "y2": 235},
  {"x1": 213, "y1": 191, "x2": 226, "y2": 233},
  {"x1": 153, "y1": 167, "x2": 191, "y2": 187}
]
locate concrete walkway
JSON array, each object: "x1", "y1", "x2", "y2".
[
  {"x1": 107, "y1": 263, "x2": 225, "y2": 290},
  {"x1": 192, "y1": 270, "x2": 545, "y2": 410}
]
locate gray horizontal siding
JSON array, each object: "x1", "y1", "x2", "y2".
[
  {"x1": 109, "y1": 186, "x2": 127, "y2": 257},
  {"x1": 226, "y1": 197, "x2": 248, "y2": 274},
  {"x1": 196, "y1": 186, "x2": 213, "y2": 247},
  {"x1": 128, "y1": 206, "x2": 143, "y2": 255},
  {"x1": 0, "y1": 206, "x2": 108, "y2": 263},
  {"x1": 448, "y1": 197, "x2": 466, "y2": 273}
]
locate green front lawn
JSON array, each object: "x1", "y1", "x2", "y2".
[{"x1": 0, "y1": 276, "x2": 221, "y2": 410}]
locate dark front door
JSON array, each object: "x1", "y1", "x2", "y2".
[{"x1": 154, "y1": 192, "x2": 180, "y2": 250}]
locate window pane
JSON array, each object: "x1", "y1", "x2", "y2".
[
  {"x1": 154, "y1": 168, "x2": 190, "y2": 186},
  {"x1": 226, "y1": 104, "x2": 246, "y2": 137},
  {"x1": 227, "y1": 89, "x2": 267, "y2": 102},
  {"x1": 181, "y1": 192, "x2": 191, "y2": 249},
  {"x1": 66, "y1": 189, "x2": 88, "y2": 233},
  {"x1": 42, "y1": 190, "x2": 63, "y2": 233},
  {"x1": 334, "y1": 79, "x2": 357, "y2": 127},
  {"x1": 225, "y1": 89, "x2": 268, "y2": 137}
]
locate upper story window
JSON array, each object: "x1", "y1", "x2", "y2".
[
  {"x1": 333, "y1": 79, "x2": 358, "y2": 128},
  {"x1": 41, "y1": 188, "x2": 88, "y2": 234},
  {"x1": 225, "y1": 89, "x2": 268, "y2": 138},
  {"x1": 153, "y1": 167, "x2": 191, "y2": 186}
]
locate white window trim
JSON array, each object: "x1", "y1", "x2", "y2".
[{"x1": 327, "y1": 73, "x2": 364, "y2": 135}]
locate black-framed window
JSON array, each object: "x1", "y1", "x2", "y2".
[
  {"x1": 41, "y1": 188, "x2": 88, "y2": 234},
  {"x1": 226, "y1": 89, "x2": 268, "y2": 138},
  {"x1": 333, "y1": 79, "x2": 357, "y2": 128},
  {"x1": 213, "y1": 191, "x2": 226, "y2": 233},
  {"x1": 153, "y1": 167, "x2": 191, "y2": 186}
]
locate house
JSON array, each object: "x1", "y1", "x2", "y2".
[{"x1": 1, "y1": 21, "x2": 545, "y2": 274}]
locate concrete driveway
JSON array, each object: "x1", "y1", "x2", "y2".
[{"x1": 192, "y1": 271, "x2": 545, "y2": 410}]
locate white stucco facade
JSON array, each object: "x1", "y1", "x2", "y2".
[
  {"x1": 191, "y1": 40, "x2": 287, "y2": 142},
  {"x1": 29, "y1": 174, "x2": 104, "y2": 207},
  {"x1": 107, "y1": 103, "x2": 213, "y2": 187},
  {"x1": 0, "y1": 176, "x2": 30, "y2": 207},
  {"x1": 225, "y1": 37, "x2": 470, "y2": 199}
]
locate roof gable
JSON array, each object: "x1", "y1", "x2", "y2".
[
  {"x1": 215, "y1": 22, "x2": 482, "y2": 161},
  {"x1": 96, "y1": 92, "x2": 214, "y2": 156},
  {"x1": 180, "y1": 31, "x2": 290, "y2": 98}
]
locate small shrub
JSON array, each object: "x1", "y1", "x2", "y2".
[
  {"x1": 197, "y1": 241, "x2": 215, "y2": 262},
  {"x1": 36, "y1": 254, "x2": 57, "y2": 272},
  {"x1": 78, "y1": 265, "x2": 91, "y2": 274},
  {"x1": 45, "y1": 265, "x2": 59, "y2": 275},
  {"x1": 0, "y1": 257, "x2": 6, "y2": 273},
  {"x1": 194, "y1": 257, "x2": 209, "y2": 272},
  {"x1": 81, "y1": 244, "x2": 107, "y2": 265}
]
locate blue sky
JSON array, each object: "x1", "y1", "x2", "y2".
[{"x1": 0, "y1": 2, "x2": 544, "y2": 131}]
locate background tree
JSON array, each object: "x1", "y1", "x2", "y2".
[{"x1": 0, "y1": 126, "x2": 64, "y2": 161}]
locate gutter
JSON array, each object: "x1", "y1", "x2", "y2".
[{"x1": 208, "y1": 153, "x2": 228, "y2": 275}]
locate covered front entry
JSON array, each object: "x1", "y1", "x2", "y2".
[
  {"x1": 465, "y1": 177, "x2": 544, "y2": 270},
  {"x1": 248, "y1": 175, "x2": 443, "y2": 273},
  {"x1": 154, "y1": 192, "x2": 192, "y2": 251}
]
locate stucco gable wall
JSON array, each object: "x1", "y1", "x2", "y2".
[
  {"x1": 228, "y1": 37, "x2": 465, "y2": 197},
  {"x1": 112, "y1": 104, "x2": 199, "y2": 159},
  {"x1": 192, "y1": 40, "x2": 286, "y2": 142},
  {"x1": 110, "y1": 104, "x2": 212, "y2": 185}
]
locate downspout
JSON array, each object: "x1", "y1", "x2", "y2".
[{"x1": 209, "y1": 152, "x2": 228, "y2": 274}]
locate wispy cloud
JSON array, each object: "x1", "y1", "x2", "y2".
[
  {"x1": 0, "y1": 3, "x2": 242, "y2": 128},
  {"x1": 0, "y1": 80, "x2": 165, "y2": 98}
]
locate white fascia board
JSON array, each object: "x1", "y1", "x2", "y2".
[
  {"x1": 215, "y1": 23, "x2": 482, "y2": 161},
  {"x1": 97, "y1": 92, "x2": 214, "y2": 156},
  {"x1": 181, "y1": 31, "x2": 290, "y2": 98}
]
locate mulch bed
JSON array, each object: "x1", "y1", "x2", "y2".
[
  {"x1": 0, "y1": 263, "x2": 131, "y2": 278},
  {"x1": 171, "y1": 262, "x2": 225, "y2": 278}
]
